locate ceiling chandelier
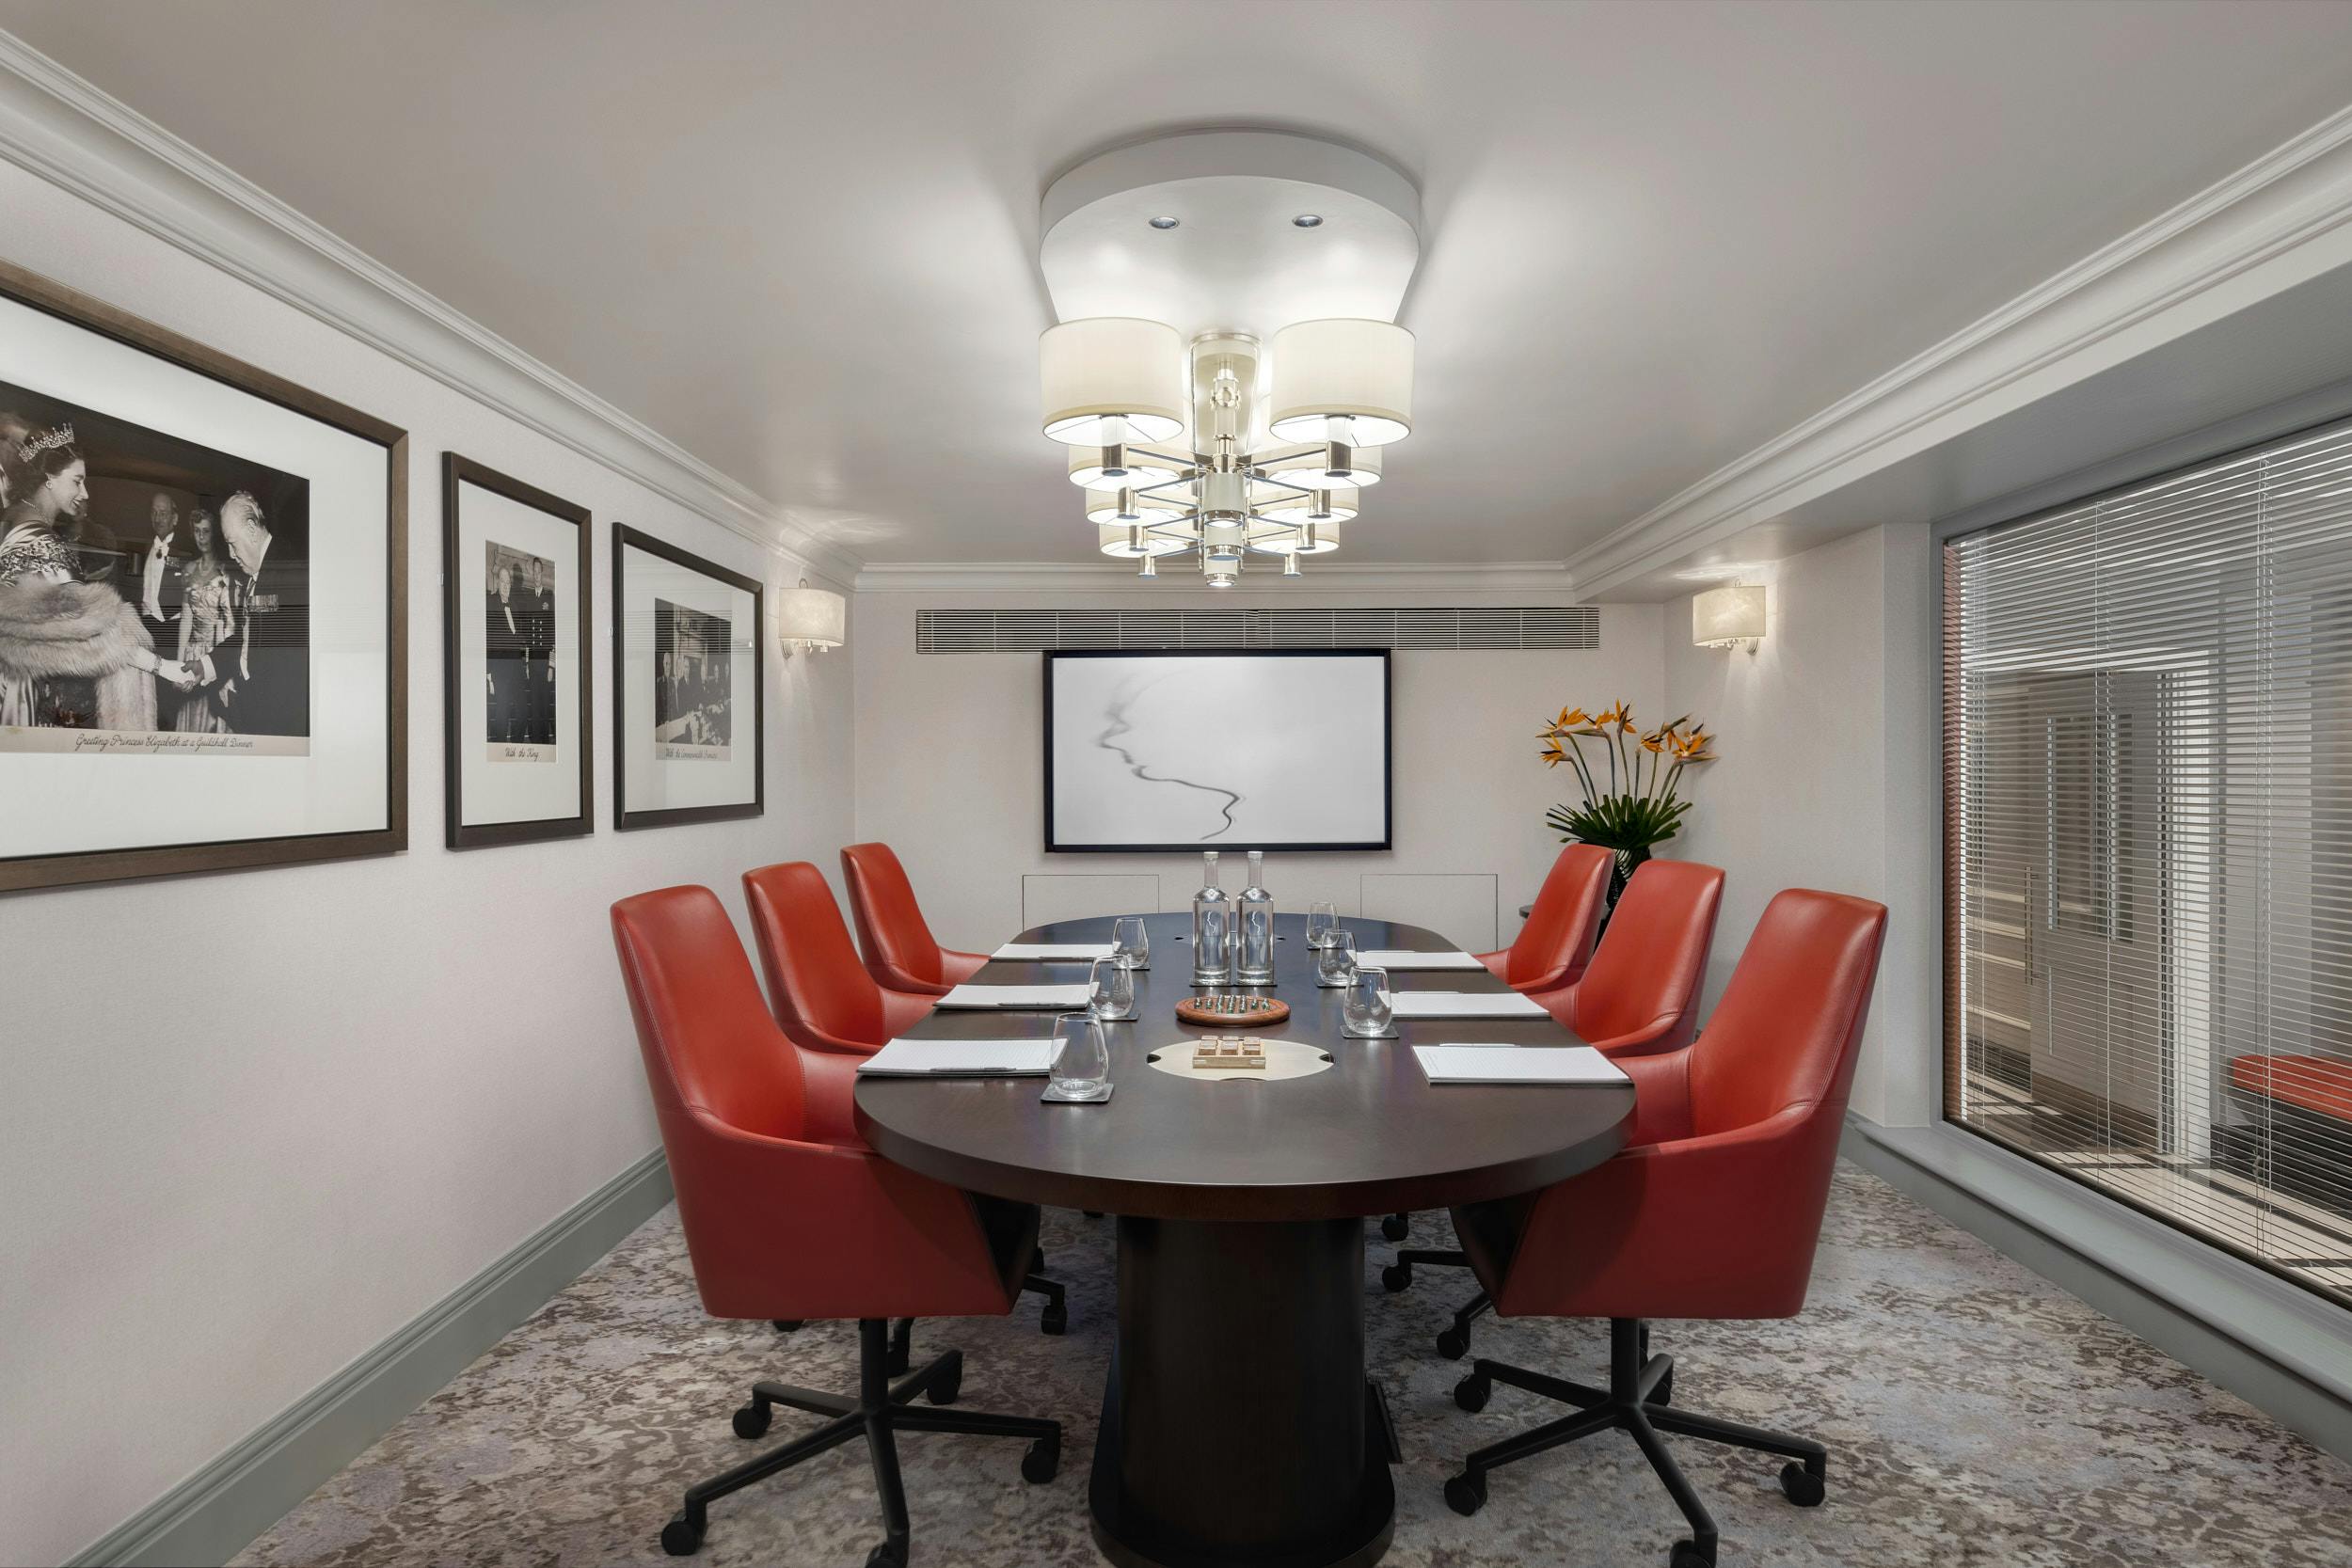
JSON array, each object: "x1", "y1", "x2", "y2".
[{"x1": 1034, "y1": 131, "x2": 1422, "y2": 586}]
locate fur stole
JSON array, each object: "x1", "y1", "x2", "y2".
[{"x1": 0, "y1": 578, "x2": 159, "y2": 731}]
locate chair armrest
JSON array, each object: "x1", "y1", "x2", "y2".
[
  {"x1": 787, "y1": 1020, "x2": 884, "y2": 1056},
  {"x1": 1613, "y1": 1048, "x2": 1692, "y2": 1148},
  {"x1": 1474, "y1": 949, "x2": 1513, "y2": 983},
  {"x1": 795, "y1": 1048, "x2": 867, "y2": 1148}
]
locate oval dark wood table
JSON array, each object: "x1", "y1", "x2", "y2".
[{"x1": 854, "y1": 911, "x2": 1633, "y2": 1568}]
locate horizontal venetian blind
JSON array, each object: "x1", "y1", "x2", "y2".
[{"x1": 1944, "y1": 417, "x2": 2352, "y2": 1310}]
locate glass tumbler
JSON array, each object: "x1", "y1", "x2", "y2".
[
  {"x1": 1088, "y1": 956, "x2": 1136, "y2": 1022},
  {"x1": 1112, "y1": 915, "x2": 1150, "y2": 971},
  {"x1": 1342, "y1": 966, "x2": 1393, "y2": 1037},
  {"x1": 1048, "y1": 1014, "x2": 1112, "y2": 1099},
  {"x1": 1316, "y1": 927, "x2": 1358, "y2": 988},
  {"x1": 1305, "y1": 900, "x2": 1338, "y2": 949}
]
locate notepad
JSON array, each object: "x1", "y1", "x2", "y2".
[
  {"x1": 1412, "y1": 1045, "x2": 1629, "y2": 1085},
  {"x1": 1386, "y1": 990, "x2": 1549, "y2": 1020},
  {"x1": 857, "y1": 1039, "x2": 1057, "y2": 1077},
  {"x1": 1354, "y1": 948, "x2": 1486, "y2": 972},
  {"x1": 992, "y1": 942, "x2": 1118, "y2": 961},
  {"x1": 936, "y1": 982, "x2": 1093, "y2": 1010}
]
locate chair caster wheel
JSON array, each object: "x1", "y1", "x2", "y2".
[
  {"x1": 1443, "y1": 1470, "x2": 1486, "y2": 1516},
  {"x1": 731, "y1": 1402, "x2": 771, "y2": 1439},
  {"x1": 1380, "y1": 1213, "x2": 1409, "y2": 1242},
  {"x1": 1780, "y1": 1461, "x2": 1825, "y2": 1507},
  {"x1": 1040, "y1": 1304, "x2": 1068, "y2": 1336},
  {"x1": 1670, "y1": 1540, "x2": 1714, "y2": 1568},
  {"x1": 1648, "y1": 1369, "x2": 1675, "y2": 1406},
  {"x1": 1380, "y1": 1261, "x2": 1412, "y2": 1292},
  {"x1": 770, "y1": 1319, "x2": 803, "y2": 1333},
  {"x1": 1435, "y1": 1326, "x2": 1470, "y2": 1360},
  {"x1": 866, "y1": 1542, "x2": 906, "y2": 1568},
  {"x1": 1022, "y1": 1436, "x2": 1061, "y2": 1483},
  {"x1": 1452, "y1": 1371, "x2": 1491, "y2": 1413},
  {"x1": 660, "y1": 1513, "x2": 704, "y2": 1556}
]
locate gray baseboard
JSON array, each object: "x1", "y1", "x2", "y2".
[
  {"x1": 71, "y1": 1148, "x2": 674, "y2": 1567},
  {"x1": 1843, "y1": 1117, "x2": 2352, "y2": 1464}
]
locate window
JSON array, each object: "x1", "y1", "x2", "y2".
[{"x1": 1943, "y1": 417, "x2": 2352, "y2": 1309}]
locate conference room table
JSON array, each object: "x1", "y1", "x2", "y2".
[{"x1": 853, "y1": 911, "x2": 1634, "y2": 1568}]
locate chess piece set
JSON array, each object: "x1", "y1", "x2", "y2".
[{"x1": 1189, "y1": 1037, "x2": 1270, "y2": 1071}]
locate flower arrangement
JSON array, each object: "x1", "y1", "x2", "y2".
[{"x1": 1539, "y1": 703, "x2": 1717, "y2": 898}]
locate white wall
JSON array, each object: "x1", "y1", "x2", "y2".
[
  {"x1": 0, "y1": 163, "x2": 855, "y2": 1565},
  {"x1": 853, "y1": 589, "x2": 1662, "y2": 954},
  {"x1": 1660, "y1": 523, "x2": 1939, "y2": 1126}
]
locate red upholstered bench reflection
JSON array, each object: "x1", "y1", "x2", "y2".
[{"x1": 2218, "y1": 1053, "x2": 2352, "y2": 1220}]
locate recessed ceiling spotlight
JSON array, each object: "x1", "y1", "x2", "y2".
[
  {"x1": 1292, "y1": 214, "x2": 1324, "y2": 228},
  {"x1": 1148, "y1": 214, "x2": 1181, "y2": 230}
]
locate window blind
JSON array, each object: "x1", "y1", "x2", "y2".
[{"x1": 1944, "y1": 416, "x2": 2352, "y2": 1310}]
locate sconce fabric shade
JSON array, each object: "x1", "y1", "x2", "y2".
[
  {"x1": 778, "y1": 581, "x2": 847, "y2": 649},
  {"x1": 1041, "y1": 318, "x2": 1187, "y2": 445},
  {"x1": 1692, "y1": 583, "x2": 1767, "y2": 647},
  {"x1": 1268, "y1": 318, "x2": 1415, "y2": 446}
]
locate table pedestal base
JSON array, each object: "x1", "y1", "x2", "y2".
[{"x1": 1089, "y1": 1217, "x2": 1395, "y2": 1568}]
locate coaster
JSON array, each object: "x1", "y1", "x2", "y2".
[{"x1": 1041, "y1": 1081, "x2": 1114, "y2": 1103}]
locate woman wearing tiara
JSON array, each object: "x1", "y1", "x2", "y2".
[{"x1": 0, "y1": 420, "x2": 196, "y2": 732}]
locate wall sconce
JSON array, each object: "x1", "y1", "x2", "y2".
[
  {"x1": 1692, "y1": 583, "x2": 1766, "y2": 652},
  {"x1": 777, "y1": 577, "x2": 846, "y2": 656}
]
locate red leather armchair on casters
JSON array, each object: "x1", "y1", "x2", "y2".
[
  {"x1": 1439, "y1": 889, "x2": 1888, "y2": 1568},
  {"x1": 1474, "y1": 842, "x2": 1614, "y2": 993},
  {"x1": 1386, "y1": 858, "x2": 1726, "y2": 1359},
  {"x1": 744, "y1": 861, "x2": 1069, "y2": 1338},
  {"x1": 840, "y1": 841, "x2": 990, "y2": 996},
  {"x1": 612, "y1": 885, "x2": 1061, "y2": 1566}
]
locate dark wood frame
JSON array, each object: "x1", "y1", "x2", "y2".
[
  {"x1": 0, "y1": 259, "x2": 407, "y2": 894},
  {"x1": 1041, "y1": 647, "x2": 1393, "y2": 854},
  {"x1": 441, "y1": 453, "x2": 595, "y2": 848},
  {"x1": 612, "y1": 522, "x2": 763, "y2": 831}
]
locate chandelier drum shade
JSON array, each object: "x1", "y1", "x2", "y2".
[{"x1": 1035, "y1": 129, "x2": 1422, "y2": 585}]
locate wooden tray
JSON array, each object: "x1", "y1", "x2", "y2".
[{"x1": 1177, "y1": 994, "x2": 1291, "y2": 1028}]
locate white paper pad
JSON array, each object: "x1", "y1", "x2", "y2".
[
  {"x1": 1354, "y1": 949, "x2": 1487, "y2": 972},
  {"x1": 1386, "y1": 990, "x2": 1549, "y2": 1020},
  {"x1": 1412, "y1": 1045, "x2": 1628, "y2": 1085},
  {"x1": 858, "y1": 1039, "x2": 1057, "y2": 1076},
  {"x1": 936, "y1": 982, "x2": 1093, "y2": 1010},
  {"x1": 992, "y1": 942, "x2": 1118, "y2": 961}
]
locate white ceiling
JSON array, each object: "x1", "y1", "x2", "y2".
[{"x1": 7, "y1": 0, "x2": 2352, "y2": 568}]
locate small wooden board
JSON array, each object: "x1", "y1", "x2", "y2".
[
  {"x1": 1177, "y1": 994, "x2": 1292, "y2": 1028},
  {"x1": 1190, "y1": 1037, "x2": 1268, "y2": 1070}
]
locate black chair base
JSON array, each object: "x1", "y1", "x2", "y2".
[
  {"x1": 1380, "y1": 1212, "x2": 1410, "y2": 1242},
  {"x1": 664, "y1": 1317, "x2": 1059, "y2": 1563},
  {"x1": 1444, "y1": 1318, "x2": 1825, "y2": 1568},
  {"x1": 1378, "y1": 1246, "x2": 1496, "y2": 1359}
]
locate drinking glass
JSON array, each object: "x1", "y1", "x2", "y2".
[
  {"x1": 1305, "y1": 900, "x2": 1339, "y2": 949},
  {"x1": 1048, "y1": 1014, "x2": 1111, "y2": 1099},
  {"x1": 1342, "y1": 966, "x2": 1393, "y2": 1037},
  {"x1": 1316, "y1": 927, "x2": 1358, "y2": 988},
  {"x1": 1112, "y1": 915, "x2": 1150, "y2": 971},
  {"x1": 1088, "y1": 956, "x2": 1136, "y2": 1022}
]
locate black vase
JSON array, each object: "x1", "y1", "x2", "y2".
[{"x1": 1597, "y1": 843, "x2": 1653, "y2": 931}]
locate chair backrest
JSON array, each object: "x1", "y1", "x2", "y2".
[
  {"x1": 1569, "y1": 858, "x2": 1724, "y2": 1049},
  {"x1": 1692, "y1": 888, "x2": 1888, "y2": 1141},
  {"x1": 840, "y1": 841, "x2": 949, "y2": 989},
  {"x1": 1502, "y1": 843, "x2": 1614, "y2": 988},
  {"x1": 743, "y1": 861, "x2": 891, "y2": 1049}
]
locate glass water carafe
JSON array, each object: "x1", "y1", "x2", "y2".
[
  {"x1": 1235, "y1": 849, "x2": 1275, "y2": 984},
  {"x1": 1191, "y1": 850, "x2": 1232, "y2": 984}
]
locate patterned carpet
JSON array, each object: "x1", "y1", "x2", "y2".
[{"x1": 233, "y1": 1165, "x2": 2352, "y2": 1568}]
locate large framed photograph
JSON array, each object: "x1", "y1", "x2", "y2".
[
  {"x1": 612, "y1": 524, "x2": 761, "y2": 830},
  {"x1": 1043, "y1": 649, "x2": 1391, "y2": 852},
  {"x1": 0, "y1": 261, "x2": 405, "y2": 893},
  {"x1": 442, "y1": 454, "x2": 592, "y2": 847}
]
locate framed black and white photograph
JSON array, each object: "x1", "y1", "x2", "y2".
[
  {"x1": 0, "y1": 261, "x2": 405, "y2": 893},
  {"x1": 441, "y1": 453, "x2": 591, "y2": 848},
  {"x1": 612, "y1": 523, "x2": 760, "y2": 830},
  {"x1": 1043, "y1": 648, "x2": 1391, "y2": 852}
]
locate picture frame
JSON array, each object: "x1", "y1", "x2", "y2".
[
  {"x1": 612, "y1": 522, "x2": 762, "y2": 830},
  {"x1": 0, "y1": 259, "x2": 406, "y2": 894},
  {"x1": 1042, "y1": 648, "x2": 1392, "y2": 853},
  {"x1": 441, "y1": 453, "x2": 594, "y2": 848}
]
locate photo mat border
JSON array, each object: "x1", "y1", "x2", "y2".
[{"x1": 610, "y1": 522, "x2": 763, "y2": 832}]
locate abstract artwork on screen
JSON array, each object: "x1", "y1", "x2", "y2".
[{"x1": 1044, "y1": 650, "x2": 1391, "y2": 852}]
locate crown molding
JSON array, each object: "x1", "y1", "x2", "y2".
[
  {"x1": 0, "y1": 34, "x2": 861, "y2": 592},
  {"x1": 1566, "y1": 102, "x2": 2352, "y2": 599},
  {"x1": 852, "y1": 559, "x2": 1577, "y2": 595}
]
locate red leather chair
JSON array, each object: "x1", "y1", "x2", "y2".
[
  {"x1": 1438, "y1": 889, "x2": 1888, "y2": 1568},
  {"x1": 840, "y1": 842, "x2": 989, "y2": 997},
  {"x1": 1475, "y1": 842, "x2": 1614, "y2": 992},
  {"x1": 1386, "y1": 858, "x2": 1726, "y2": 1357},
  {"x1": 742, "y1": 861, "x2": 936, "y2": 1055},
  {"x1": 612, "y1": 885, "x2": 1060, "y2": 1565},
  {"x1": 744, "y1": 861, "x2": 1069, "y2": 1338}
]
